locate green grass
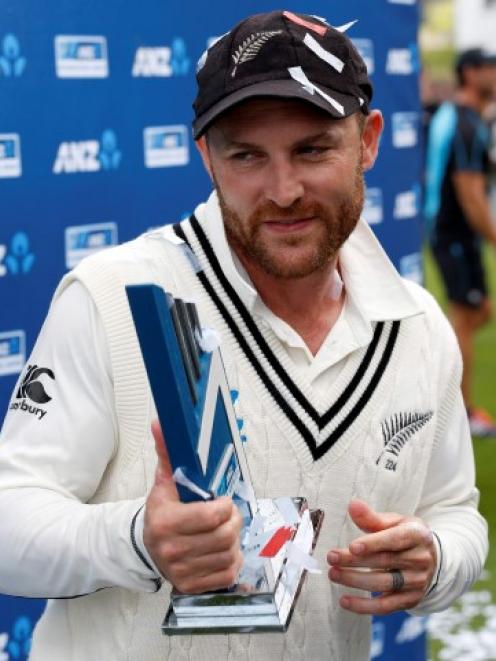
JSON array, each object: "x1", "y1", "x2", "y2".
[{"x1": 424, "y1": 245, "x2": 496, "y2": 658}]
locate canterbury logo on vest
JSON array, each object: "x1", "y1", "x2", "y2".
[{"x1": 10, "y1": 364, "x2": 55, "y2": 420}]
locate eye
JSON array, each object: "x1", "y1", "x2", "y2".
[
  {"x1": 298, "y1": 145, "x2": 329, "y2": 156},
  {"x1": 230, "y1": 151, "x2": 257, "y2": 162}
]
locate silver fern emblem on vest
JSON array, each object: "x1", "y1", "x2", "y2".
[
  {"x1": 376, "y1": 411, "x2": 434, "y2": 472},
  {"x1": 231, "y1": 31, "x2": 282, "y2": 77}
]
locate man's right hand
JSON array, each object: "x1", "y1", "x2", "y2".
[{"x1": 143, "y1": 420, "x2": 244, "y2": 594}]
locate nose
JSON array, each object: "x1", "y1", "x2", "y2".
[{"x1": 265, "y1": 158, "x2": 305, "y2": 208}]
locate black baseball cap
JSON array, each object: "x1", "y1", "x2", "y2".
[
  {"x1": 456, "y1": 48, "x2": 496, "y2": 74},
  {"x1": 192, "y1": 10, "x2": 373, "y2": 139}
]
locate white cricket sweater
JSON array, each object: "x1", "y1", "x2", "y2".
[{"x1": 0, "y1": 193, "x2": 487, "y2": 660}]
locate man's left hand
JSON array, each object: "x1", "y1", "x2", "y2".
[{"x1": 327, "y1": 499, "x2": 437, "y2": 615}]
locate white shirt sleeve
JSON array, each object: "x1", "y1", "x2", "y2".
[
  {"x1": 0, "y1": 281, "x2": 161, "y2": 597},
  {"x1": 409, "y1": 302, "x2": 488, "y2": 613},
  {"x1": 410, "y1": 389, "x2": 488, "y2": 613}
]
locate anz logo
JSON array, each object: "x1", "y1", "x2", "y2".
[
  {"x1": 392, "y1": 112, "x2": 419, "y2": 149},
  {"x1": 386, "y1": 44, "x2": 420, "y2": 75},
  {"x1": 0, "y1": 33, "x2": 27, "y2": 77},
  {"x1": 0, "y1": 133, "x2": 22, "y2": 178},
  {"x1": 363, "y1": 187, "x2": 383, "y2": 225},
  {"x1": 370, "y1": 621, "x2": 385, "y2": 658},
  {"x1": 132, "y1": 37, "x2": 190, "y2": 77},
  {"x1": 1, "y1": 615, "x2": 34, "y2": 660},
  {"x1": 400, "y1": 252, "x2": 423, "y2": 284},
  {"x1": 0, "y1": 232, "x2": 35, "y2": 277},
  {"x1": 53, "y1": 129, "x2": 122, "y2": 174},
  {"x1": 351, "y1": 39, "x2": 374, "y2": 75},
  {"x1": 55, "y1": 35, "x2": 108, "y2": 78},
  {"x1": 65, "y1": 222, "x2": 118, "y2": 269},
  {"x1": 394, "y1": 183, "x2": 421, "y2": 220},
  {"x1": 0, "y1": 330, "x2": 26, "y2": 377},
  {"x1": 144, "y1": 125, "x2": 189, "y2": 168}
]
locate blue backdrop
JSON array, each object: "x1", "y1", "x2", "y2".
[{"x1": 0, "y1": 1, "x2": 425, "y2": 658}]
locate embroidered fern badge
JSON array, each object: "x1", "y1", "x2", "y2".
[
  {"x1": 376, "y1": 411, "x2": 434, "y2": 472},
  {"x1": 231, "y1": 31, "x2": 282, "y2": 77}
]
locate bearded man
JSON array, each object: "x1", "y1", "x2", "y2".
[{"x1": 0, "y1": 11, "x2": 487, "y2": 661}]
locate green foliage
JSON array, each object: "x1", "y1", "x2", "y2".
[{"x1": 422, "y1": 48, "x2": 455, "y2": 79}]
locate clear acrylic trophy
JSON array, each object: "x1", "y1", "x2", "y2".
[{"x1": 126, "y1": 284, "x2": 323, "y2": 634}]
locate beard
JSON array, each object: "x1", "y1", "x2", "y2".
[{"x1": 214, "y1": 162, "x2": 365, "y2": 280}]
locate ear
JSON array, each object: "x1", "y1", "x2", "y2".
[
  {"x1": 361, "y1": 110, "x2": 384, "y2": 172},
  {"x1": 195, "y1": 135, "x2": 213, "y2": 180}
]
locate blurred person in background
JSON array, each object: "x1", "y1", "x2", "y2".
[
  {"x1": 487, "y1": 97, "x2": 496, "y2": 207},
  {"x1": 425, "y1": 48, "x2": 496, "y2": 438}
]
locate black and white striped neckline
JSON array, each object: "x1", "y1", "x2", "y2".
[{"x1": 173, "y1": 215, "x2": 401, "y2": 462}]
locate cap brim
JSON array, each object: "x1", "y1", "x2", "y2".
[{"x1": 193, "y1": 79, "x2": 366, "y2": 139}]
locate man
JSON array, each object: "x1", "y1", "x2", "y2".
[
  {"x1": 425, "y1": 48, "x2": 496, "y2": 437},
  {"x1": 0, "y1": 11, "x2": 488, "y2": 661}
]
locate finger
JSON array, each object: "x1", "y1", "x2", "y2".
[
  {"x1": 151, "y1": 420, "x2": 173, "y2": 475},
  {"x1": 347, "y1": 521, "x2": 433, "y2": 557},
  {"x1": 172, "y1": 548, "x2": 244, "y2": 581},
  {"x1": 328, "y1": 545, "x2": 431, "y2": 570},
  {"x1": 348, "y1": 500, "x2": 404, "y2": 534},
  {"x1": 329, "y1": 567, "x2": 427, "y2": 594},
  {"x1": 160, "y1": 513, "x2": 243, "y2": 560},
  {"x1": 147, "y1": 496, "x2": 236, "y2": 539},
  {"x1": 150, "y1": 420, "x2": 179, "y2": 503},
  {"x1": 339, "y1": 589, "x2": 425, "y2": 615},
  {"x1": 182, "y1": 507, "x2": 243, "y2": 554},
  {"x1": 173, "y1": 553, "x2": 244, "y2": 595},
  {"x1": 176, "y1": 497, "x2": 237, "y2": 535}
]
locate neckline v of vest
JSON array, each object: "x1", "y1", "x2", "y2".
[{"x1": 173, "y1": 216, "x2": 401, "y2": 461}]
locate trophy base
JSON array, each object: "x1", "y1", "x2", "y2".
[
  {"x1": 163, "y1": 607, "x2": 289, "y2": 634},
  {"x1": 162, "y1": 501, "x2": 324, "y2": 635}
]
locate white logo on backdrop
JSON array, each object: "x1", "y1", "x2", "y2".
[
  {"x1": 351, "y1": 38, "x2": 375, "y2": 75},
  {"x1": 0, "y1": 133, "x2": 21, "y2": 178},
  {"x1": 399, "y1": 253, "x2": 423, "y2": 284},
  {"x1": 53, "y1": 130, "x2": 121, "y2": 174},
  {"x1": 65, "y1": 222, "x2": 118, "y2": 269},
  {"x1": 55, "y1": 35, "x2": 108, "y2": 78},
  {"x1": 394, "y1": 186, "x2": 420, "y2": 219},
  {"x1": 386, "y1": 48, "x2": 415, "y2": 75},
  {"x1": 392, "y1": 112, "x2": 419, "y2": 148},
  {"x1": 0, "y1": 330, "x2": 26, "y2": 376},
  {"x1": 133, "y1": 47, "x2": 172, "y2": 77},
  {"x1": 143, "y1": 125, "x2": 189, "y2": 168},
  {"x1": 133, "y1": 38, "x2": 190, "y2": 77},
  {"x1": 363, "y1": 188, "x2": 384, "y2": 225}
]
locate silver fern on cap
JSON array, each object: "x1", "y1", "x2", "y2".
[{"x1": 231, "y1": 31, "x2": 282, "y2": 77}]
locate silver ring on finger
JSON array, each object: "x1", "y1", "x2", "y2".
[{"x1": 389, "y1": 569, "x2": 405, "y2": 592}]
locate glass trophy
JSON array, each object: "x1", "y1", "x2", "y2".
[{"x1": 126, "y1": 284, "x2": 323, "y2": 634}]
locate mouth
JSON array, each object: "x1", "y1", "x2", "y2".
[{"x1": 263, "y1": 217, "x2": 316, "y2": 232}]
